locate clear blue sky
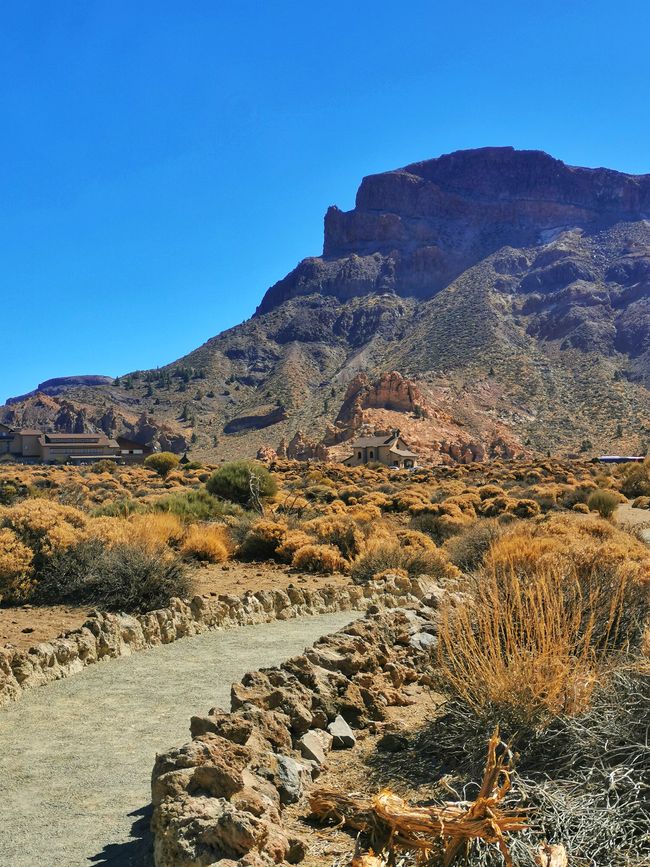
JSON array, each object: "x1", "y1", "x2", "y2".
[{"x1": 2, "y1": 0, "x2": 650, "y2": 403}]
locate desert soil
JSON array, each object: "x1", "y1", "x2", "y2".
[
  {"x1": 0, "y1": 562, "x2": 351, "y2": 650},
  {"x1": 285, "y1": 682, "x2": 446, "y2": 867},
  {"x1": 0, "y1": 610, "x2": 357, "y2": 867}
]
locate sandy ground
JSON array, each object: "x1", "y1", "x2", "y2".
[
  {"x1": 615, "y1": 502, "x2": 650, "y2": 534},
  {"x1": 0, "y1": 562, "x2": 351, "y2": 650},
  {"x1": 0, "y1": 611, "x2": 357, "y2": 867}
]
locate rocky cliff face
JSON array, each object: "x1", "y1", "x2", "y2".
[
  {"x1": 257, "y1": 147, "x2": 650, "y2": 314},
  {"x1": 4, "y1": 148, "x2": 650, "y2": 463}
]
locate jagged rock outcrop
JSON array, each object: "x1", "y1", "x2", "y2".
[
  {"x1": 335, "y1": 371, "x2": 428, "y2": 433},
  {"x1": 282, "y1": 431, "x2": 329, "y2": 462},
  {"x1": 224, "y1": 405, "x2": 287, "y2": 435}
]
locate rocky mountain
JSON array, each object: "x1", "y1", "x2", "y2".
[{"x1": 4, "y1": 147, "x2": 650, "y2": 462}]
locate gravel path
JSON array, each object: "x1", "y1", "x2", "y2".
[{"x1": 0, "y1": 611, "x2": 356, "y2": 867}]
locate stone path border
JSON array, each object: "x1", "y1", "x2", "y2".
[{"x1": 0, "y1": 573, "x2": 430, "y2": 707}]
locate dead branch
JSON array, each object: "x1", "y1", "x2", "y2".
[{"x1": 309, "y1": 729, "x2": 529, "y2": 866}]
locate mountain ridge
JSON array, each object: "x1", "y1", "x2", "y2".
[{"x1": 4, "y1": 147, "x2": 650, "y2": 462}]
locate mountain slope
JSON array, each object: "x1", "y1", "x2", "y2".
[{"x1": 4, "y1": 147, "x2": 650, "y2": 462}]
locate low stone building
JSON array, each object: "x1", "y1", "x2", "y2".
[
  {"x1": 342, "y1": 430, "x2": 418, "y2": 468},
  {"x1": 0, "y1": 425, "x2": 122, "y2": 464}
]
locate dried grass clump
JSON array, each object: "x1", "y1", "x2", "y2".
[
  {"x1": 127, "y1": 512, "x2": 185, "y2": 550},
  {"x1": 292, "y1": 543, "x2": 349, "y2": 574},
  {"x1": 351, "y1": 541, "x2": 459, "y2": 585},
  {"x1": 485, "y1": 529, "x2": 563, "y2": 579},
  {"x1": 572, "y1": 502, "x2": 589, "y2": 513},
  {"x1": 439, "y1": 567, "x2": 613, "y2": 728},
  {"x1": 180, "y1": 524, "x2": 229, "y2": 562}
]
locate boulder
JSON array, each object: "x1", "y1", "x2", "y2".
[{"x1": 327, "y1": 714, "x2": 356, "y2": 749}]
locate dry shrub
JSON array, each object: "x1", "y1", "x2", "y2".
[
  {"x1": 438, "y1": 566, "x2": 624, "y2": 728},
  {"x1": 485, "y1": 527, "x2": 564, "y2": 579},
  {"x1": 127, "y1": 512, "x2": 185, "y2": 550},
  {"x1": 0, "y1": 499, "x2": 87, "y2": 559},
  {"x1": 275, "y1": 529, "x2": 314, "y2": 563},
  {"x1": 587, "y1": 488, "x2": 620, "y2": 518},
  {"x1": 572, "y1": 502, "x2": 590, "y2": 513},
  {"x1": 395, "y1": 529, "x2": 437, "y2": 552},
  {"x1": 346, "y1": 503, "x2": 382, "y2": 526},
  {"x1": 444, "y1": 519, "x2": 503, "y2": 572},
  {"x1": 411, "y1": 504, "x2": 473, "y2": 543},
  {"x1": 478, "y1": 495, "x2": 516, "y2": 517},
  {"x1": 478, "y1": 484, "x2": 505, "y2": 500},
  {"x1": 507, "y1": 498, "x2": 541, "y2": 519},
  {"x1": 444, "y1": 493, "x2": 480, "y2": 515},
  {"x1": 560, "y1": 481, "x2": 598, "y2": 508},
  {"x1": 632, "y1": 495, "x2": 650, "y2": 509},
  {"x1": 303, "y1": 516, "x2": 364, "y2": 559},
  {"x1": 238, "y1": 519, "x2": 287, "y2": 561},
  {"x1": 0, "y1": 527, "x2": 34, "y2": 601},
  {"x1": 292, "y1": 543, "x2": 348, "y2": 574},
  {"x1": 180, "y1": 524, "x2": 229, "y2": 562},
  {"x1": 351, "y1": 542, "x2": 459, "y2": 584},
  {"x1": 84, "y1": 516, "x2": 132, "y2": 547}
]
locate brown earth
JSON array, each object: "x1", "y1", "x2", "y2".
[{"x1": 284, "y1": 682, "x2": 446, "y2": 867}]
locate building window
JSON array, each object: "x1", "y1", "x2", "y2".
[
  {"x1": 369, "y1": 450, "x2": 374, "y2": 459},
  {"x1": 357, "y1": 451, "x2": 362, "y2": 459}
]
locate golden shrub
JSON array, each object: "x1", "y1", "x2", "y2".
[
  {"x1": 127, "y1": 513, "x2": 185, "y2": 550},
  {"x1": 444, "y1": 493, "x2": 480, "y2": 515},
  {"x1": 0, "y1": 499, "x2": 87, "y2": 556},
  {"x1": 292, "y1": 543, "x2": 349, "y2": 574},
  {"x1": 395, "y1": 529, "x2": 438, "y2": 551},
  {"x1": 478, "y1": 495, "x2": 516, "y2": 518},
  {"x1": 573, "y1": 502, "x2": 590, "y2": 513},
  {"x1": 0, "y1": 527, "x2": 34, "y2": 601},
  {"x1": 303, "y1": 516, "x2": 365, "y2": 559},
  {"x1": 477, "y1": 484, "x2": 505, "y2": 501},
  {"x1": 346, "y1": 503, "x2": 382, "y2": 526},
  {"x1": 84, "y1": 516, "x2": 132, "y2": 547},
  {"x1": 507, "y1": 498, "x2": 542, "y2": 519},
  {"x1": 238, "y1": 519, "x2": 288, "y2": 560},
  {"x1": 275, "y1": 529, "x2": 315, "y2": 563},
  {"x1": 181, "y1": 524, "x2": 229, "y2": 562}
]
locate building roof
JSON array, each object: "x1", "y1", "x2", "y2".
[
  {"x1": 43, "y1": 433, "x2": 105, "y2": 441},
  {"x1": 388, "y1": 446, "x2": 418, "y2": 458},
  {"x1": 17, "y1": 429, "x2": 42, "y2": 436},
  {"x1": 350, "y1": 435, "x2": 396, "y2": 448},
  {"x1": 116, "y1": 436, "x2": 151, "y2": 450}
]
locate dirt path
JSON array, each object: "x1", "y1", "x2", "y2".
[{"x1": 0, "y1": 611, "x2": 356, "y2": 867}]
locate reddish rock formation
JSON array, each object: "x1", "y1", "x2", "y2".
[
  {"x1": 335, "y1": 372, "x2": 428, "y2": 433},
  {"x1": 284, "y1": 431, "x2": 330, "y2": 462}
]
